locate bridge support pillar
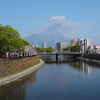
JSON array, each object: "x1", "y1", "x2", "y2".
[{"x1": 56, "y1": 54, "x2": 58, "y2": 62}]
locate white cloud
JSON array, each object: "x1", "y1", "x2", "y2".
[
  {"x1": 34, "y1": 15, "x2": 100, "y2": 45},
  {"x1": 40, "y1": 15, "x2": 83, "y2": 37},
  {"x1": 50, "y1": 16, "x2": 66, "y2": 21}
]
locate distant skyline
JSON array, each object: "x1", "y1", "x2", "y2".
[{"x1": 1, "y1": 0, "x2": 100, "y2": 45}]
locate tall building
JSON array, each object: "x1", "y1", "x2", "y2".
[
  {"x1": 78, "y1": 39, "x2": 91, "y2": 53},
  {"x1": 70, "y1": 38, "x2": 77, "y2": 46},
  {"x1": 56, "y1": 42, "x2": 68, "y2": 52},
  {"x1": 77, "y1": 38, "x2": 81, "y2": 46},
  {"x1": 42, "y1": 42, "x2": 46, "y2": 48},
  {"x1": 84, "y1": 39, "x2": 91, "y2": 52}
]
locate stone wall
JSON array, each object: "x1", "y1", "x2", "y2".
[
  {"x1": 0, "y1": 59, "x2": 45, "y2": 87},
  {"x1": 83, "y1": 54, "x2": 100, "y2": 60},
  {"x1": 0, "y1": 56, "x2": 39, "y2": 77}
]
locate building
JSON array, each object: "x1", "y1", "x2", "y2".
[
  {"x1": 78, "y1": 38, "x2": 91, "y2": 53},
  {"x1": 77, "y1": 38, "x2": 81, "y2": 46},
  {"x1": 56, "y1": 42, "x2": 68, "y2": 52},
  {"x1": 88, "y1": 45, "x2": 100, "y2": 50},
  {"x1": 33, "y1": 44, "x2": 39, "y2": 47},
  {"x1": 42, "y1": 42, "x2": 46, "y2": 48},
  {"x1": 88, "y1": 45, "x2": 100, "y2": 53},
  {"x1": 70, "y1": 38, "x2": 77, "y2": 46}
]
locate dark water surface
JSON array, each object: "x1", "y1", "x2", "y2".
[{"x1": 0, "y1": 56, "x2": 100, "y2": 100}]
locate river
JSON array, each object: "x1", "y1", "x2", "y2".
[{"x1": 0, "y1": 56, "x2": 100, "y2": 100}]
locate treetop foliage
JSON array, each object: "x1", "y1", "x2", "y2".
[
  {"x1": 0, "y1": 24, "x2": 30, "y2": 54},
  {"x1": 0, "y1": 25, "x2": 20, "y2": 38},
  {"x1": 36, "y1": 47, "x2": 55, "y2": 52},
  {"x1": 62, "y1": 45, "x2": 81, "y2": 52}
]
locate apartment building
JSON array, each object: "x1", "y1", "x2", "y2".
[
  {"x1": 56, "y1": 42, "x2": 68, "y2": 52},
  {"x1": 42, "y1": 42, "x2": 46, "y2": 48},
  {"x1": 78, "y1": 38, "x2": 91, "y2": 53},
  {"x1": 70, "y1": 38, "x2": 77, "y2": 46}
]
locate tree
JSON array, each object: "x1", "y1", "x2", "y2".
[
  {"x1": 23, "y1": 40, "x2": 30, "y2": 45},
  {"x1": 71, "y1": 45, "x2": 81, "y2": 52},
  {"x1": 62, "y1": 45, "x2": 81, "y2": 52},
  {"x1": 36, "y1": 47, "x2": 42, "y2": 52},
  {"x1": 0, "y1": 24, "x2": 30, "y2": 56},
  {"x1": 62, "y1": 46, "x2": 72, "y2": 52},
  {"x1": 36, "y1": 47, "x2": 55, "y2": 52},
  {"x1": 46, "y1": 47, "x2": 55, "y2": 52}
]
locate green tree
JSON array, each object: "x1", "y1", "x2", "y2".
[
  {"x1": 46, "y1": 47, "x2": 55, "y2": 52},
  {"x1": 62, "y1": 45, "x2": 80, "y2": 52},
  {"x1": 36, "y1": 47, "x2": 55, "y2": 52},
  {"x1": 71, "y1": 45, "x2": 81, "y2": 52},
  {"x1": 23, "y1": 40, "x2": 30, "y2": 45},
  {"x1": 0, "y1": 24, "x2": 30, "y2": 56},
  {"x1": 62, "y1": 46, "x2": 72, "y2": 52},
  {"x1": 36, "y1": 47, "x2": 42, "y2": 52}
]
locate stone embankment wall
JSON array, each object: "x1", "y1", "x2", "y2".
[
  {"x1": 77, "y1": 54, "x2": 100, "y2": 63},
  {"x1": 83, "y1": 54, "x2": 100, "y2": 61},
  {"x1": 0, "y1": 56, "x2": 39, "y2": 76},
  {"x1": 0, "y1": 57, "x2": 45, "y2": 87}
]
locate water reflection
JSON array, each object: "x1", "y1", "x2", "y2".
[
  {"x1": 40, "y1": 55, "x2": 75, "y2": 63},
  {"x1": 1, "y1": 56, "x2": 100, "y2": 100},
  {"x1": 40, "y1": 55, "x2": 100, "y2": 75},
  {"x1": 66, "y1": 60, "x2": 91, "y2": 74},
  {"x1": 0, "y1": 71, "x2": 36, "y2": 100}
]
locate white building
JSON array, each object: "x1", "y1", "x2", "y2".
[
  {"x1": 78, "y1": 38, "x2": 91, "y2": 53},
  {"x1": 42, "y1": 42, "x2": 46, "y2": 48},
  {"x1": 56, "y1": 42, "x2": 68, "y2": 52}
]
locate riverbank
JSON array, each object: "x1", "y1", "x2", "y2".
[
  {"x1": 0, "y1": 58, "x2": 45, "y2": 87},
  {"x1": 76, "y1": 56, "x2": 100, "y2": 64},
  {"x1": 0, "y1": 56, "x2": 40, "y2": 76}
]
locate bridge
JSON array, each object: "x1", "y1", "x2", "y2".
[{"x1": 37, "y1": 52, "x2": 82, "y2": 62}]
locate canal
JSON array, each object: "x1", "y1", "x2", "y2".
[{"x1": 0, "y1": 56, "x2": 100, "y2": 100}]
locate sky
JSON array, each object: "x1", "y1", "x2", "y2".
[{"x1": 0, "y1": 0, "x2": 100, "y2": 45}]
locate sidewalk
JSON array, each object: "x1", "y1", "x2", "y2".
[{"x1": 0, "y1": 59, "x2": 45, "y2": 87}]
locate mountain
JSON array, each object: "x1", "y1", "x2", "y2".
[{"x1": 24, "y1": 33, "x2": 71, "y2": 47}]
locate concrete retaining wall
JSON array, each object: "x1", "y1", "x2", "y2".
[
  {"x1": 83, "y1": 54, "x2": 100, "y2": 60},
  {"x1": 0, "y1": 59, "x2": 45, "y2": 87},
  {"x1": 77, "y1": 54, "x2": 100, "y2": 63}
]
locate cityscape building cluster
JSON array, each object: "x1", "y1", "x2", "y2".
[
  {"x1": 56, "y1": 38, "x2": 91, "y2": 52},
  {"x1": 71, "y1": 38, "x2": 100, "y2": 53},
  {"x1": 33, "y1": 38, "x2": 100, "y2": 53}
]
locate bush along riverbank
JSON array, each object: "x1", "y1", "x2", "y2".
[{"x1": 0, "y1": 56, "x2": 40, "y2": 77}]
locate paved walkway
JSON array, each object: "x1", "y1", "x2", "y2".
[{"x1": 0, "y1": 59, "x2": 45, "y2": 87}]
